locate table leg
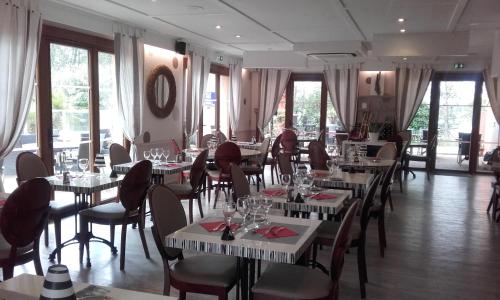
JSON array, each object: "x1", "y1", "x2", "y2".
[
  {"x1": 249, "y1": 258, "x2": 255, "y2": 300},
  {"x1": 240, "y1": 258, "x2": 249, "y2": 300}
]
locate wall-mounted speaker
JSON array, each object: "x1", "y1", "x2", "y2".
[{"x1": 175, "y1": 40, "x2": 186, "y2": 55}]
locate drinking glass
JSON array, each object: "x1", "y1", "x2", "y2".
[
  {"x1": 164, "y1": 149, "x2": 170, "y2": 162},
  {"x1": 261, "y1": 196, "x2": 273, "y2": 225},
  {"x1": 78, "y1": 158, "x2": 88, "y2": 174},
  {"x1": 281, "y1": 174, "x2": 291, "y2": 186},
  {"x1": 327, "y1": 159, "x2": 335, "y2": 176},
  {"x1": 223, "y1": 201, "x2": 236, "y2": 229},
  {"x1": 64, "y1": 155, "x2": 74, "y2": 173},
  {"x1": 248, "y1": 195, "x2": 263, "y2": 230},
  {"x1": 237, "y1": 196, "x2": 251, "y2": 230},
  {"x1": 152, "y1": 148, "x2": 159, "y2": 163},
  {"x1": 144, "y1": 150, "x2": 151, "y2": 160}
]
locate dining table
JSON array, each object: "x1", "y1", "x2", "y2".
[
  {"x1": 312, "y1": 170, "x2": 375, "y2": 198},
  {"x1": 262, "y1": 185, "x2": 350, "y2": 215},
  {"x1": 235, "y1": 141, "x2": 262, "y2": 150},
  {"x1": 0, "y1": 273, "x2": 177, "y2": 299},
  {"x1": 165, "y1": 214, "x2": 321, "y2": 300},
  {"x1": 113, "y1": 160, "x2": 192, "y2": 184},
  {"x1": 338, "y1": 158, "x2": 395, "y2": 173},
  {"x1": 44, "y1": 172, "x2": 123, "y2": 264},
  {"x1": 184, "y1": 147, "x2": 262, "y2": 161}
]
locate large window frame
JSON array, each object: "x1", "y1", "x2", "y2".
[
  {"x1": 37, "y1": 25, "x2": 115, "y2": 172},
  {"x1": 197, "y1": 63, "x2": 230, "y2": 146}
]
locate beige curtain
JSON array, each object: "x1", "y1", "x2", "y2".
[
  {"x1": 395, "y1": 65, "x2": 433, "y2": 131},
  {"x1": 323, "y1": 64, "x2": 360, "y2": 131},
  {"x1": 0, "y1": 0, "x2": 42, "y2": 192},
  {"x1": 228, "y1": 58, "x2": 243, "y2": 134},
  {"x1": 257, "y1": 69, "x2": 291, "y2": 133},
  {"x1": 484, "y1": 68, "x2": 500, "y2": 124}
]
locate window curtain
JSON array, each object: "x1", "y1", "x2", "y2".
[
  {"x1": 257, "y1": 69, "x2": 291, "y2": 134},
  {"x1": 484, "y1": 68, "x2": 500, "y2": 124},
  {"x1": 228, "y1": 58, "x2": 243, "y2": 135},
  {"x1": 395, "y1": 65, "x2": 433, "y2": 131},
  {"x1": 113, "y1": 23, "x2": 144, "y2": 159},
  {"x1": 323, "y1": 64, "x2": 360, "y2": 131},
  {"x1": 0, "y1": 0, "x2": 42, "y2": 192},
  {"x1": 184, "y1": 51, "x2": 210, "y2": 143}
]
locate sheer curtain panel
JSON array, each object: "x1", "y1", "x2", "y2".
[
  {"x1": 484, "y1": 68, "x2": 500, "y2": 124},
  {"x1": 323, "y1": 64, "x2": 360, "y2": 131},
  {"x1": 228, "y1": 58, "x2": 243, "y2": 135},
  {"x1": 184, "y1": 52, "x2": 210, "y2": 143},
  {"x1": 395, "y1": 65, "x2": 433, "y2": 131},
  {"x1": 0, "y1": 0, "x2": 42, "y2": 192},
  {"x1": 113, "y1": 23, "x2": 144, "y2": 159},
  {"x1": 257, "y1": 69, "x2": 291, "y2": 134}
]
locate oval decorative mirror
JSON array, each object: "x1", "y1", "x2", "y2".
[{"x1": 146, "y1": 65, "x2": 176, "y2": 118}]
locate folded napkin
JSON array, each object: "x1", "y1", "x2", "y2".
[
  {"x1": 262, "y1": 188, "x2": 286, "y2": 197},
  {"x1": 309, "y1": 193, "x2": 337, "y2": 200},
  {"x1": 255, "y1": 226, "x2": 298, "y2": 239},
  {"x1": 0, "y1": 199, "x2": 6, "y2": 206},
  {"x1": 200, "y1": 221, "x2": 240, "y2": 232},
  {"x1": 162, "y1": 163, "x2": 180, "y2": 168},
  {"x1": 312, "y1": 171, "x2": 329, "y2": 178}
]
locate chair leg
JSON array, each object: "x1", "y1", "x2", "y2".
[
  {"x1": 110, "y1": 224, "x2": 115, "y2": 248},
  {"x1": 33, "y1": 239, "x2": 44, "y2": 276},
  {"x1": 54, "y1": 218, "x2": 62, "y2": 264},
  {"x1": 270, "y1": 164, "x2": 275, "y2": 185},
  {"x1": 207, "y1": 177, "x2": 212, "y2": 204},
  {"x1": 138, "y1": 218, "x2": 150, "y2": 260},
  {"x1": 120, "y1": 223, "x2": 127, "y2": 270},
  {"x1": 197, "y1": 195, "x2": 204, "y2": 218},
  {"x1": 261, "y1": 171, "x2": 266, "y2": 189},
  {"x1": 179, "y1": 291, "x2": 186, "y2": 300},
  {"x1": 2, "y1": 264, "x2": 14, "y2": 281},
  {"x1": 378, "y1": 216, "x2": 386, "y2": 257},
  {"x1": 162, "y1": 259, "x2": 171, "y2": 295},
  {"x1": 44, "y1": 221, "x2": 49, "y2": 247},
  {"x1": 388, "y1": 191, "x2": 394, "y2": 212},
  {"x1": 188, "y1": 198, "x2": 194, "y2": 224},
  {"x1": 357, "y1": 244, "x2": 367, "y2": 298},
  {"x1": 213, "y1": 182, "x2": 221, "y2": 209}
]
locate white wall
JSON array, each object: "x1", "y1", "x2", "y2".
[{"x1": 142, "y1": 45, "x2": 185, "y2": 145}]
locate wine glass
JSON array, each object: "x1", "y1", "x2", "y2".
[
  {"x1": 223, "y1": 201, "x2": 236, "y2": 230},
  {"x1": 151, "y1": 148, "x2": 159, "y2": 163},
  {"x1": 261, "y1": 196, "x2": 273, "y2": 225},
  {"x1": 144, "y1": 150, "x2": 151, "y2": 160},
  {"x1": 78, "y1": 158, "x2": 88, "y2": 175},
  {"x1": 164, "y1": 149, "x2": 171, "y2": 162},
  {"x1": 281, "y1": 174, "x2": 291, "y2": 186},
  {"x1": 237, "y1": 196, "x2": 251, "y2": 230},
  {"x1": 64, "y1": 156, "x2": 74, "y2": 173},
  {"x1": 327, "y1": 159, "x2": 336, "y2": 176}
]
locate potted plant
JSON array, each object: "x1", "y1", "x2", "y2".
[{"x1": 368, "y1": 122, "x2": 382, "y2": 141}]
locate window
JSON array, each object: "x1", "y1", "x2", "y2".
[
  {"x1": 264, "y1": 92, "x2": 286, "y2": 138},
  {"x1": 197, "y1": 64, "x2": 230, "y2": 146},
  {"x1": 478, "y1": 83, "x2": 500, "y2": 171}
]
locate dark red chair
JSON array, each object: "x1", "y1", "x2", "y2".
[
  {"x1": 308, "y1": 141, "x2": 329, "y2": 170},
  {"x1": 281, "y1": 129, "x2": 298, "y2": 155},
  {"x1": 0, "y1": 178, "x2": 51, "y2": 280},
  {"x1": 207, "y1": 142, "x2": 242, "y2": 209},
  {"x1": 241, "y1": 138, "x2": 271, "y2": 191},
  {"x1": 16, "y1": 152, "x2": 79, "y2": 263},
  {"x1": 252, "y1": 199, "x2": 360, "y2": 300},
  {"x1": 79, "y1": 160, "x2": 152, "y2": 270},
  {"x1": 167, "y1": 149, "x2": 208, "y2": 223},
  {"x1": 312, "y1": 173, "x2": 383, "y2": 298}
]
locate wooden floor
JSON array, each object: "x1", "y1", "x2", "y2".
[{"x1": 10, "y1": 169, "x2": 500, "y2": 299}]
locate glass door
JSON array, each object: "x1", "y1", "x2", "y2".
[
  {"x1": 478, "y1": 83, "x2": 500, "y2": 172},
  {"x1": 434, "y1": 80, "x2": 476, "y2": 171},
  {"x1": 49, "y1": 43, "x2": 90, "y2": 174}
]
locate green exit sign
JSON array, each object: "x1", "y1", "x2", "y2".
[{"x1": 453, "y1": 63, "x2": 465, "y2": 69}]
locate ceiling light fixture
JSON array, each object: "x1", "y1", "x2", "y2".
[
  {"x1": 235, "y1": 34, "x2": 241, "y2": 38},
  {"x1": 403, "y1": 57, "x2": 408, "y2": 61},
  {"x1": 215, "y1": 25, "x2": 222, "y2": 29},
  {"x1": 398, "y1": 18, "x2": 405, "y2": 23},
  {"x1": 400, "y1": 28, "x2": 406, "y2": 33}
]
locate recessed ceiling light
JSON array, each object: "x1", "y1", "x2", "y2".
[
  {"x1": 403, "y1": 57, "x2": 408, "y2": 61},
  {"x1": 235, "y1": 34, "x2": 241, "y2": 38},
  {"x1": 400, "y1": 28, "x2": 406, "y2": 33},
  {"x1": 398, "y1": 18, "x2": 405, "y2": 23},
  {"x1": 215, "y1": 25, "x2": 222, "y2": 29}
]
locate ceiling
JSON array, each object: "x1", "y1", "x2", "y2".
[{"x1": 50, "y1": 0, "x2": 500, "y2": 57}]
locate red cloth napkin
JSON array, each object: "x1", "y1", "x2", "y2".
[
  {"x1": 309, "y1": 193, "x2": 337, "y2": 200},
  {"x1": 200, "y1": 221, "x2": 240, "y2": 232},
  {"x1": 162, "y1": 163, "x2": 180, "y2": 168},
  {"x1": 255, "y1": 226, "x2": 298, "y2": 239},
  {"x1": 0, "y1": 199, "x2": 6, "y2": 207},
  {"x1": 262, "y1": 188, "x2": 286, "y2": 197},
  {"x1": 312, "y1": 171, "x2": 329, "y2": 178}
]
